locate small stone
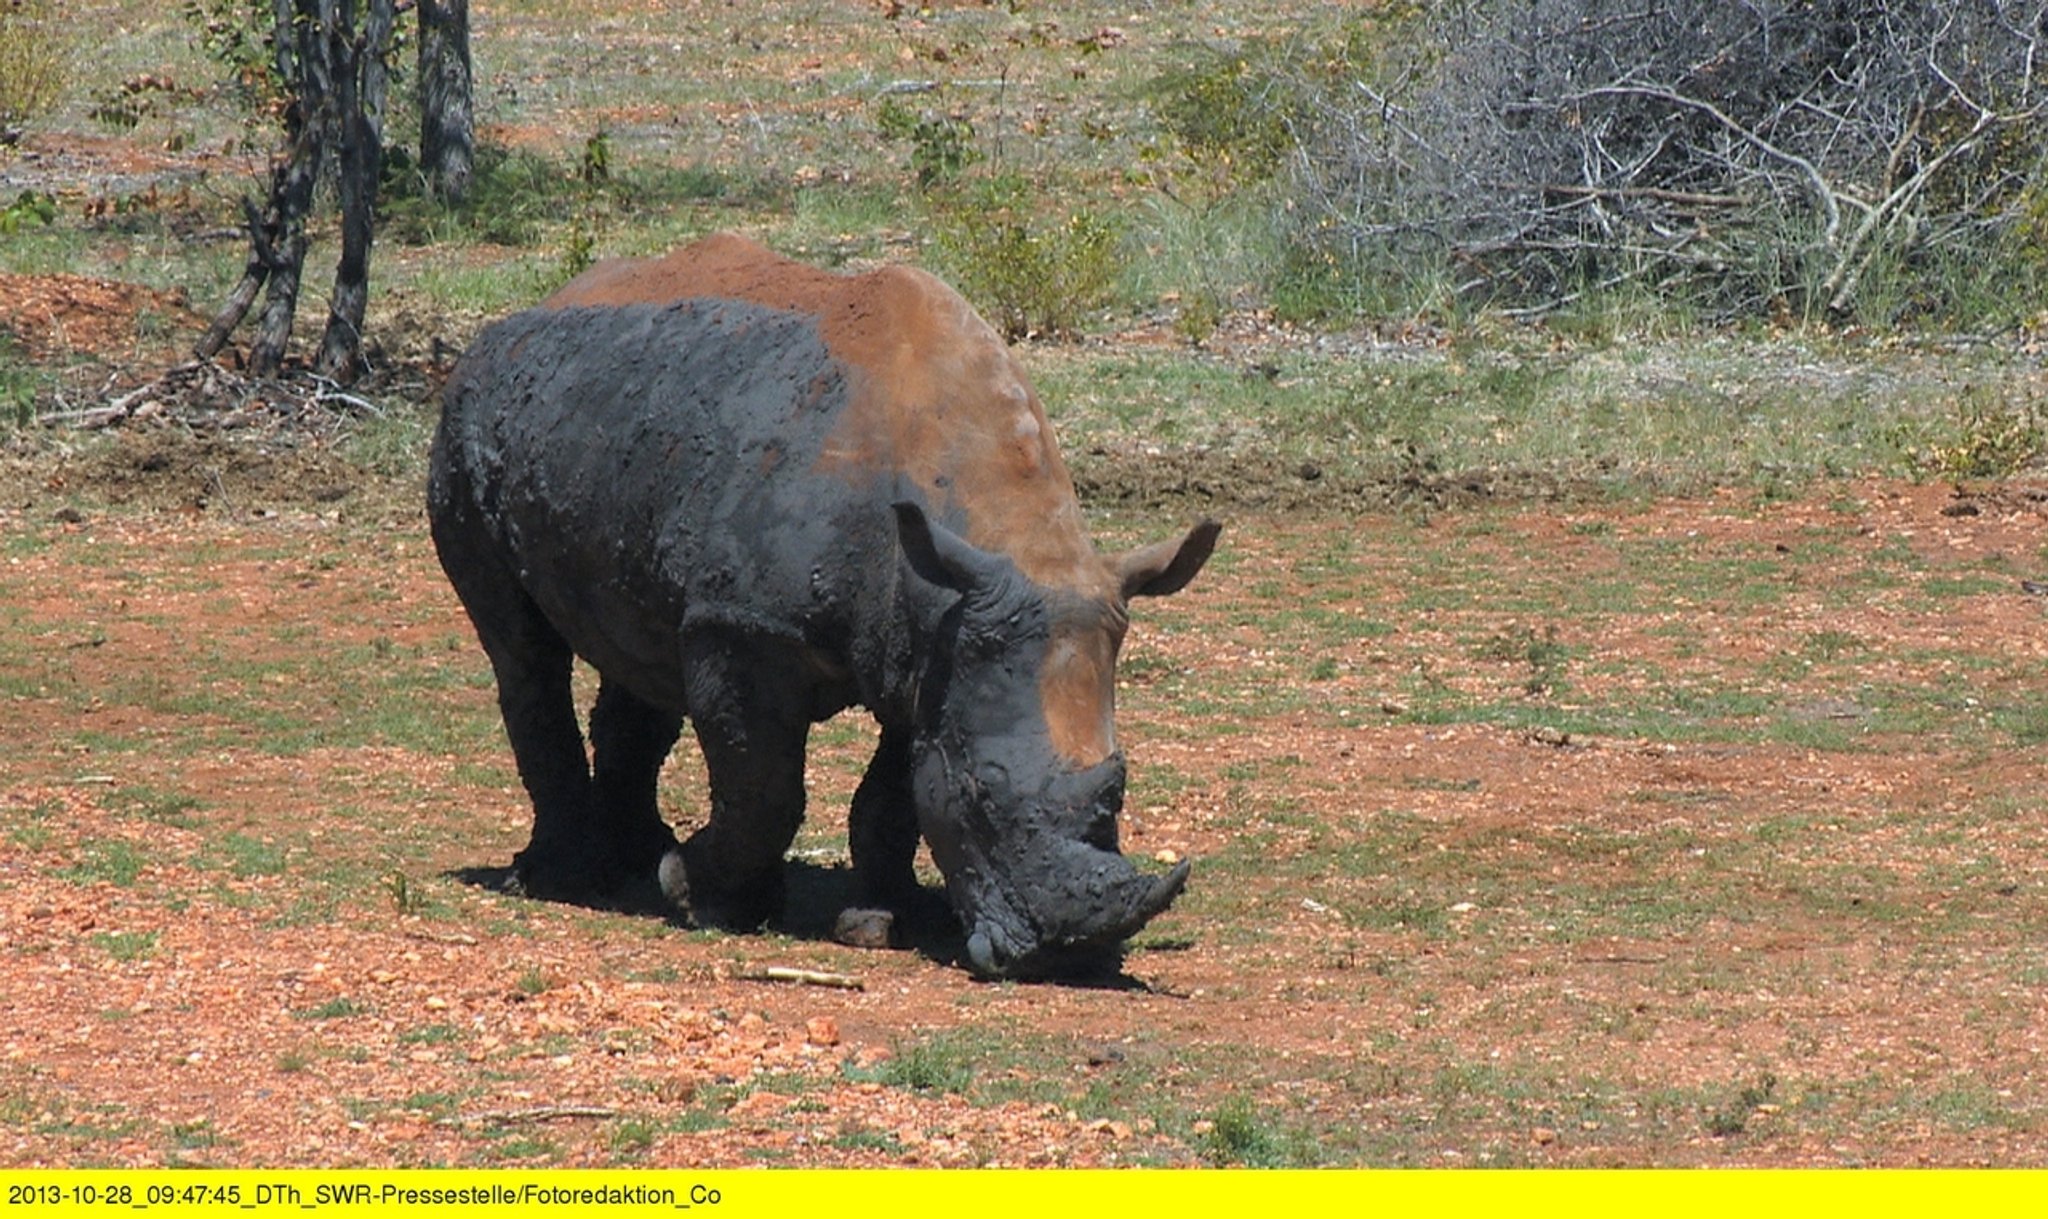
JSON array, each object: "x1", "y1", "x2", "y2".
[
  {"x1": 804, "y1": 1016, "x2": 840, "y2": 1047},
  {"x1": 1532, "y1": 1127, "x2": 1557, "y2": 1146}
]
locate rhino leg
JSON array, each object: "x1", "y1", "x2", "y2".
[
  {"x1": 452, "y1": 574, "x2": 604, "y2": 902},
  {"x1": 838, "y1": 726, "x2": 953, "y2": 947},
  {"x1": 848, "y1": 726, "x2": 921, "y2": 911},
  {"x1": 431, "y1": 459, "x2": 627, "y2": 904},
  {"x1": 587, "y1": 678, "x2": 684, "y2": 892},
  {"x1": 661, "y1": 638, "x2": 810, "y2": 930}
]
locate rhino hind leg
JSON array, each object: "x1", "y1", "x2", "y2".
[
  {"x1": 449, "y1": 574, "x2": 608, "y2": 902},
  {"x1": 587, "y1": 678, "x2": 684, "y2": 902},
  {"x1": 431, "y1": 476, "x2": 629, "y2": 905},
  {"x1": 660, "y1": 637, "x2": 810, "y2": 930}
]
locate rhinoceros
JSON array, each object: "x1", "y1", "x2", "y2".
[{"x1": 427, "y1": 232, "x2": 1218, "y2": 977}]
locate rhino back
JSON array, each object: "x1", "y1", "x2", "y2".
[{"x1": 541, "y1": 233, "x2": 1112, "y2": 599}]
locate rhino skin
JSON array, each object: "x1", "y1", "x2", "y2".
[{"x1": 427, "y1": 233, "x2": 1219, "y2": 978}]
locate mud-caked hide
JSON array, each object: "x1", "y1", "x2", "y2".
[{"x1": 428, "y1": 232, "x2": 1219, "y2": 977}]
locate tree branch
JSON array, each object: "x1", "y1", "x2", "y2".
[{"x1": 1573, "y1": 83, "x2": 1846, "y2": 242}]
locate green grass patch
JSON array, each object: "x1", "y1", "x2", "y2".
[
  {"x1": 293, "y1": 997, "x2": 365, "y2": 1021},
  {"x1": 196, "y1": 832, "x2": 288, "y2": 878},
  {"x1": 89, "y1": 929, "x2": 159, "y2": 962},
  {"x1": 59, "y1": 839, "x2": 147, "y2": 888}
]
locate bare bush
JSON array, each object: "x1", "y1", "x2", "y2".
[{"x1": 1287, "y1": 0, "x2": 2048, "y2": 323}]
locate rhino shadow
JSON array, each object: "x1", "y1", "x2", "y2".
[{"x1": 442, "y1": 862, "x2": 1167, "y2": 990}]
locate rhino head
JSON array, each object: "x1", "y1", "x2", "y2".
[{"x1": 893, "y1": 501, "x2": 1220, "y2": 978}]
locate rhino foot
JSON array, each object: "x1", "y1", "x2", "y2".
[
  {"x1": 507, "y1": 847, "x2": 610, "y2": 904},
  {"x1": 832, "y1": 906, "x2": 898, "y2": 949},
  {"x1": 657, "y1": 847, "x2": 783, "y2": 930},
  {"x1": 508, "y1": 831, "x2": 676, "y2": 913}
]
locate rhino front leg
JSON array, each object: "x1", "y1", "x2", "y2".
[
  {"x1": 660, "y1": 638, "x2": 810, "y2": 930},
  {"x1": 841, "y1": 725, "x2": 958, "y2": 946},
  {"x1": 834, "y1": 727, "x2": 923, "y2": 948},
  {"x1": 848, "y1": 726, "x2": 920, "y2": 912},
  {"x1": 588, "y1": 677, "x2": 684, "y2": 899}
]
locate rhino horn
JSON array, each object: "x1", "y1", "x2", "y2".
[
  {"x1": 1112, "y1": 856, "x2": 1191, "y2": 934},
  {"x1": 964, "y1": 856, "x2": 1191, "y2": 979}
]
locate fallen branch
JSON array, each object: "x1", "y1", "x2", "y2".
[
  {"x1": 402, "y1": 928, "x2": 479, "y2": 946},
  {"x1": 732, "y1": 965, "x2": 865, "y2": 991},
  {"x1": 1533, "y1": 183, "x2": 1748, "y2": 208},
  {"x1": 454, "y1": 1106, "x2": 616, "y2": 1127}
]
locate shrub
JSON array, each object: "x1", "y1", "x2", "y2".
[
  {"x1": 0, "y1": 0, "x2": 68, "y2": 133},
  {"x1": 875, "y1": 97, "x2": 981, "y2": 187},
  {"x1": 926, "y1": 172, "x2": 1125, "y2": 340},
  {"x1": 1143, "y1": 43, "x2": 1302, "y2": 183},
  {"x1": 0, "y1": 329, "x2": 49, "y2": 428},
  {"x1": 1916, "y1": 387, "x2": 2045, "y2": 479},
  {"x1": 1200, "y1": 1094, "x2": 1286, "y2": 1166}
]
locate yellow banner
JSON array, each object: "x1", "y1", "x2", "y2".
[{"x1": 2, "y1": 1169, "x2": 2045, "y2": 1218}]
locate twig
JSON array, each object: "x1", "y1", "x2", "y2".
[
  {"x1": 732, "y1": 965, "x2": 865, "y2": 991},
  {"x1": 402, "y1": 928, "x2": 479, "y2": 946},
  {"x1": 1532, "y1": 183, "x2": 1748, "y2": 208},
  {"x1": 466, "y1": 1109, "x2": 612, "y2": 1128},
  {"x1": 306, "y1": 375, "x2": 386, "y2": 416}
]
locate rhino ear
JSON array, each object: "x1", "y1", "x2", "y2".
[
  {"x1": 1117, "y1": 520, "x2": 1222, "y2": 600},
  {"x1": 893, "y1": 500, "x2": 1008, "y2": 594}
]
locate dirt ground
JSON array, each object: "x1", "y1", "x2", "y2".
[
  {"x1": 7, "y1": 258, "x2": 2048, "y2": 1168},
  {"x1": 5, "y1": 465, "x2": 2048, "y2": 1168}
]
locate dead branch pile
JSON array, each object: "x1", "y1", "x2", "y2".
[
  {"x1": 46, "y1": 359, "x2": 387, "y2": 442},
  {"x1": 1288, "y1": 0, "x2": 2048, "y2": 319}
]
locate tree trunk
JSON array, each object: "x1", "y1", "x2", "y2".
[
  {"x1": 248, "y1": 1, "x2": 334, "y2": 378},
  {"x1": 418, "y1": 0, "x2": 474, "y2": 203},
  {"x1": 194, "y1": 0, "x2": 423, "y2": 379},
  {"x1": 316, "y1": 0, "x2": 394, "y2": 382},
  {"x1": 194, "y1": 194, "x2": 281, "y2": 361}
]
